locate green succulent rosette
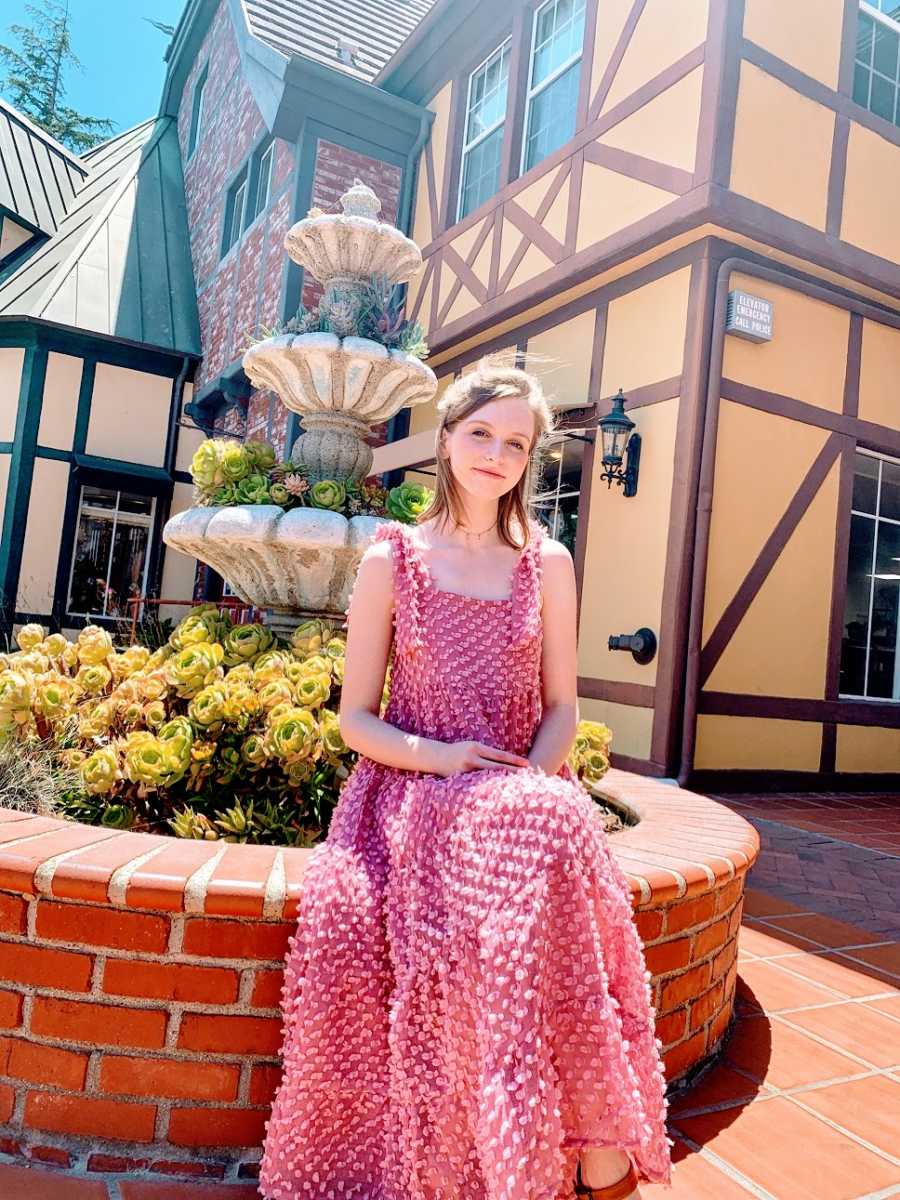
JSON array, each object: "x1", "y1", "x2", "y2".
[
  {"x1": 257, "y1": 678, "x2": 294, "y2": 712},
  {"x1": 188, "y1": 683, "x2": 227, "y2": 731},
  {"x1": 0, "y1": 670, "x2": 35, "y2": 731},
  {"x1": 16, "y1": 623, "x2": 46, "y2": 652},
  {"x1": 269, "y1": 482, "x2": 291, "y2": 506},
  {"x1": 264, "y1": 706, "x2": 317, "y2": 764},
  {"x1": 170, "y1": 604, "x2": 230, "y2": 650},
  {"x1": 308, "y1": 479, "x2": 346, "y2": 511},
  {"x1": 77, "y1": 624, "x2": 114, "y2": 665},
  {"x1": 165, "y1": 641, "x2": 225, "y2": 699},
  {"x1": 222, "y1": 683, "x2": 261, "y2": 726},
  {"x1": 190, "y1": 440, "x2": 227, "y2": 490},
  {"x1": 240, "y1": 732, "x2": 269, "y2": 767},
  {"x1": 294, "y1": 672, "x2": 331, "y2": 709},
  {"x1": 386, "y1": 481, "x2": 432, "y2": 522},
  {"x1": 222, "y1": 623, "x2": 275, "y2": 667},
  {"x1": 219, "y1": 443, "x2": 251, "y2": 483},
  {"x1": 211, "y1": 482, "x2": 238, "y2": 506},
  {"x1": 101, "y1": 804, "x2": 136, "y2": 830},
  {"x1": 244, "y1": 439, "x2": 276, "y2": 473},
  {"x1": 81, "y1": 746, "x2": 121, "y2": 795},
  {"x1": 234, "y1": 473, "x2": 271, "y2": 504},
  {"x1": 290, "y1": 619, "x2": 328, "y2": 656},
  {"x1": 75, "y1": 663, "x2": 113, "y2": 694},
  {"x1": 319, "y1": 708, "x2": 346, "y2": 756},
  {"x1": 36, "y1": 677, "x2": 72, "y2": 721}
]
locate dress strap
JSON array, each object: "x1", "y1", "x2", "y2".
[
  {"x1": 509, "y1": 516, "x2": 545, "y2": 649},
  {"x1": 371, "y1": 521, "x2": 426, "y2": 657}
]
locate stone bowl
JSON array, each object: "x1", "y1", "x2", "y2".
[
  {"x1": 162, "y1": 507, "x2": 389, "y2": 623},
  {"x1": 284, "y1": 211, "x2": 422, "y2": 285}
]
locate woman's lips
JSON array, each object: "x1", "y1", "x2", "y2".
[{"x1": 473, "y1": 467, "x2": 503, "y2": 478}]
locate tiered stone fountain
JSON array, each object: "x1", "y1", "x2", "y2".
[{"x1": 163, "y1": 182, "x2": 437, "y2": 633}]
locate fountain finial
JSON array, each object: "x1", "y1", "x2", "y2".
[{"x1": 340, "y1": 180, "x2": 381, "y2": 220}]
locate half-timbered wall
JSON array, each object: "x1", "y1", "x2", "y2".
[{"x1": 695, "y1": 267, "x2": 900, "y2": 778}]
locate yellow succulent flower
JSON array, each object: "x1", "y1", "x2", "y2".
[
  {"x1": 77, "y1": 624, "x2": 114, "y2": 665},
  {"x1": 81, "y1": 746, "x2": 121, "y2": 795},
  {"x1": 16, "y1": 623, "x2": 46, "y2": 651}
]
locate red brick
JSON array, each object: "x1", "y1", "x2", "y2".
[
  {"x1": 181, "y1": 918, "x2": 290, "y2": 961},
  {"x1": 148, "y1": 1159, "x2": 226, "y2": 1179},
  {"x1": 177, "y1": 1013, "x2": 282, "y2": 1056},
  {"x1": 663, "y1": 892, "x2": 717, "y2": 935},
  {"x1": 0, "y1": 1081, "x2": 14, "y2": 1122},
  {"x1": 693, "y1": 916, "x2": 730, "y2": 960},
  {"x1": 711, "y1": 936, "x2": 737, "y2": 984},
  {"x1": 658, "y1": 961, "x2": 713, "y2": 1010},
  {"x1": 634, "y1": 908, "x2": 663, "y2": 942},
  {"x1": 102, "y1": 959, "x2": 239, "y2": 1005},
  {"x1": 663, "y1": 1028, "x2": 708, "y2": 1080},
  {"x1": 29, "y1": 1145, "x2": 73, "y2": 1167},
  {"x1": 0, "y1": 942, "x2": 93, "y2": 992},
  {"x1": 0, "y1": 1035, "x2": 88, "y2": 1090},
  {"x1": 167, "y1": 1106, "x2": 268, "y2": 1149},
  {"x1": 100, "y1": 1054, "x2": 240, "y2": 1102},
  {"x1": 0, "y1": 893, "x2": 27, "y2": 934},
  {"x1": 715, "y1": 876, "x2": 746, "y2": 913},
  {"x1": 121, "y1": 1181, "x2": 260, "y2": 1199},
  {"x1": 728, "y1": 898, "x2": 745, "y2": 938},
  {"x1": 0, "y1": 1161, "x2": 108, "y2": 1197},
  {"x1": 87, "y1": 1152, "x2": 152, "y2": 1173},
  {"x1": 31, "y1": 997, "x2": 167, "y2": 1050},
  {"x1": 250, "y1": 969, "x2": 283, "y2": 1009},
  {"x1": 248, "y1": 1063, "x2": 281, "y2": 1106},
  {"x1": 36, "y1": 900, "x2": 169, "y2": 954},
  {"x1": 688, "y1": 978, "x2": 726, "y2": 1032},
  {"x1": 24, "y1": 1091, "x2": 156, "y2": 1141},
  {"x1": 643, "y1": 935, "x2": 692, "y2": 977},
  {"x1": 653, "y1": 1007, "x2": 687, "y2": 1047},
  {"x1": 0, "y1": 988, "x2": 24, "y2": 1029}
]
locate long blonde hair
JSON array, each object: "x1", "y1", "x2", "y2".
[{"x1": 416, "y1": 356, "x2": 558, "y2": 550}]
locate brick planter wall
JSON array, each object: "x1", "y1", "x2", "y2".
[{"x1": 0, "y1": 771, "x2": 758, "y2": 1195}]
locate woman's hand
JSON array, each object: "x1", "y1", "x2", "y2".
[{"x1": 434, "y1": 739, "x2": 532, "y2": 778}]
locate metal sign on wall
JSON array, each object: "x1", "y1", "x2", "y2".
[{"x1": 725, "y1": 290, "x2": 774, "y2": 342}]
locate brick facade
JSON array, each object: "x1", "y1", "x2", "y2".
[{"x1": 178, "y1": 2, "x2": 296, "y2": 395}]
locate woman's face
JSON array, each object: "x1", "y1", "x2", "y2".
[{"x1": 439, "y1": 394, "x2": 536, "y2": 498}]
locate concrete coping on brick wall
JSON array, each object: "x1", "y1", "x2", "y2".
[{"x1": 0, "y1": 770, "x2": 759, "y2": 1188}]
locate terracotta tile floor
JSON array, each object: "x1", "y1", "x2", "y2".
[{"x1": 644, "y1": 790, "x2": 900, "y2": 1200}]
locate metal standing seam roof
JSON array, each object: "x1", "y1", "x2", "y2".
[
  {"x1": 0, "y1": 97, "x2": 88, "y2": 235},
  {"x1": 240, "y1": 0, "x2": 437, "y2": 83},
  {"x1": 0, "y1": 114, "x2": 201, "y2": 356}
]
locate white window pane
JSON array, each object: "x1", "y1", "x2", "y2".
[
  {"x1": 524, "y1": 60, "x2": 580, "y2": 172},
  {"x1": 466, "y1": 45, "x2": 510, "y2": 144},
  {"x1": 531, "y1": 0, "x2": 586, "y2": 88},
  {"x1": 460, "y1": 125, "x2": 504, "y2": 218}
]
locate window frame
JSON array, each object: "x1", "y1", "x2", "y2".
[
  {"x1": 853, "y1": 1, "x2": 900, "y2": 129},
  {"x1": 221, "y1": 168, "x2": 248, "y2": 258},
  {"x1": 456, "y1": 37, "x2": 513, "y2": 223},
  {"x1": 254, "y1": 139, "x2": 275, "y2": 217},
  {"x1": 65, "y1": 483, "x2": 157, "y2": 622},
  {"x1": 187, "y1": 62, "x2": 208, "y2": 159},
  {"x1": 840, "y1": 445, "x2": 900, "y2": 703},
  {"x1": 519, "y1": 0, "x2": 588, "y2": 178}
]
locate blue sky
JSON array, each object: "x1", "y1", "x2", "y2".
[{"x1": 1, "y1": 0, "x2": 187, "y2": 135}]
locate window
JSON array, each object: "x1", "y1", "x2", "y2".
[
  {"x1": 521, "y1": 0, "x2": 586, "y2": 175},
  {"x1": 254, "y1": 140, "x2": 275, "y2": 217},
  {"x1": 66, "y1": 485, "x2": 155, "y2": 620},
  {"x1": 839, "y1": 450, "x2": 900, "y2": 701},
  {"x1": 854, "y1": 2, "x2": 900, "y2": 128},
  {"x1": 533, "y1": 429, "x2": 586, "y2": 556},
  {"x1": 222, "y1": 168, "x2": 248, "y2": 256},
  {"x1": 458, "y1": 40, "x2": 511, "y2": 221},
  {"x1": 187, "y1": 63, "x2": 208, "y2": 158}
]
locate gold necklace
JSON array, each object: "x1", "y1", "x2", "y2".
[{"x1": 458, "y1": 520, "x2": 498, "y2": 541}]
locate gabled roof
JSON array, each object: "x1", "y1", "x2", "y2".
[
  {"x1": 241, "y1": 0, "x2": 437, "y2": 83},
  {"x1": 0, "y1": 114, "x2": 201, "y2": 356},
  {"x1": 0, "y1": 97, "x2": 87, "y2": 235}
]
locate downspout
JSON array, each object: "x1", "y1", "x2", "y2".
[
  {"x1": 676, "y1": 256, "x2": 740, "y2": 788},
  {"x1": 385, "y1": 105, "x2": 433, "y2": 462}
]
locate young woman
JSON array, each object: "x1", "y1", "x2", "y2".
[{"x1": 259, "y1": 362, "x2": 674, "y2": 1200}]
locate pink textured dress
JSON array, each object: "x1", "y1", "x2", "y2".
[{"x1": 259, "y1": 517, "x2": 674, "y2": 1200}]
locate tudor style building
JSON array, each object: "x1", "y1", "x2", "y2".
[{"x1": 1, "y1": 0, "x2": 899, "y2": 789}]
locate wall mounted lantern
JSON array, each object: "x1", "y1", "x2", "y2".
[{"x1": 598, "y1": 388, "x2": 640, "y2": 497}]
